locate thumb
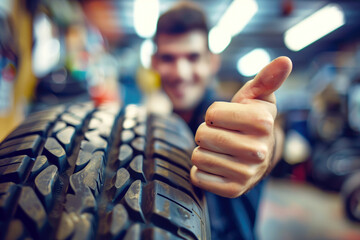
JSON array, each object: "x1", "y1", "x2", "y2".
[{"x1": 232, "y1": 56, "x2": 292, "y2": 104}]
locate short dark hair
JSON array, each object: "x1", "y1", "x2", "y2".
[{"x1": 154, "y1": 1, "x2": 209, "y2": 43}]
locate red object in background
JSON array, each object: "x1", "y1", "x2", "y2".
[
  {"x1": 291, "y1": 162, "x2": 308, "y2": 182},
  {"x1": 1, "y1": 63, "x2": 16, "y2": 82},
  {"x1": 89, "y1": 85, "x2": 119, "y2": 107},
  {"x1": 282, "y1": 0, "x2": 294, "y2": 16}
]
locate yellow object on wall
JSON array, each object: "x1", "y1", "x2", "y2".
[
  {"x1": 0, "y1": 0, "x2": 37, "y2": 142},
  {"x1": 136, "y1": 66, "x2": 161, "y2": 94}
]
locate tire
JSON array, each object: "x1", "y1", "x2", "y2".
[
  {"x1": 0, "y1": 102, "x2": 210, "y2": 240},
  {"x1": 310, "y1": 137, "x2": 360, "y2": 191},
  {"x1": 341, "y1": 172, "x2": 360, "y2": 222}
]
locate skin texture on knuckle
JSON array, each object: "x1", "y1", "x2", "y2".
[
  {"x1": 230, "y1": 108, "x2": 245, "y2": 124},
  {"x1": 190, "y1": 166, "x2": 227, "y2": 189},
  {"x1": 258, "y1": 162, "x2": 269, "y2": 177},
  {"x1": 231, "y1": 165, "x2": 253, "y2": 183},
  {"x1": 226, "y1": 167, "x2": 269, "y2": 198},
  {"x1": 191, "y1": 147, "x2": 215, "y2": 169},
  {"x1": 190, "y1": 176, "x2": 203, "y2": 190},
  {"x1": 253, "y1": 111, "x2": 274, "y2": 135},
  {"x1": 205, "y1": 102, "x2": 220, "y2": 125},
  {"x1": 191, "y1": 147, "x2": 201, "y2": 166},
  {"x1": 194, "y1": 122, "x2": 207, "y2": 145},
  {"x1": 242, "y1": 164, "x2": 269, "y2": 196},
  {"x1": 190, "y1": 166, "x2": 201, "y2": 186},
  {"x1": 249, "y1": 142, "x2": 268, "y2": 163},
  {"x1": 224, "y1": 182, "x2": 245, "y2": 198},
  {"x1": 190, "y1": 174, "x2": 201, "y2": 187},
  {"x1": 210, "y1": 130, "x2": 248, "y2": 156},
  {"x1": 196, "y1": 124, "x2": 235, "y2": 154}
]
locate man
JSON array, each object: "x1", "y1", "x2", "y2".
[{"x1": 151, "y1": 2, "x2": 292, "y2": 239}]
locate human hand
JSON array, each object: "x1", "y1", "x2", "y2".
[{"x1": 190, "y1": 56, "x2": 292, "y2": 198}]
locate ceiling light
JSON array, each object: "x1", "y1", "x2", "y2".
[
  {"x1": 134, "y1": 0, "x2": 159, "y2": 38},
  {"x1": 208, "y1": 0, "x2": 258, "y2": 54},
  {"x1": 284, "y1": 4, "x2": 345, "y2": 51},
  {"x1": 218, "y1": 0, "x2": 258, "y2": 37},
  {"x1": 237, "y1": 48, "x2": 270, "y2": 77},
  {"x1": 209, "y1": 26, "x2": 232, "y2": 54},
  {"x1": 140, "y1": 39, "x2": 156, "y2": 68}
]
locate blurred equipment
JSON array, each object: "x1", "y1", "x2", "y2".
[
  {"x1": 32, "y1": 1, "x2": 121, "y2": 109},
  {"x1": 341, "y1": 172, "x2": 360, "y2": 222},
  {"x1": 274, "y1": 48, "x2": 360, "y2": 223},
  {"x1": 86, "y1": 52, "x2": 120, "y2": 106},
  {"x1": 305, "y1": 52, "x2": 360, "y2": 222},
  {"x1": 311, "y1": 137, "x2": 360, "y2": 191},
  {"x1": 348, "y1": 83, "x2": 360, "y2": 132},
  {"x1": 308, "y1": 83, "x2": 346, "y2": 143},
  {"x1": 309, "y1": 69, "x2": 360, "y2": 192},
  {"x1": 82, "y1": 0, "x2": 123, "y2": 45}
]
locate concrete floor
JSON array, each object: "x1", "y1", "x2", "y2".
[{"x1": 257, "y1": 178, "x2": 360, "y2": 240}]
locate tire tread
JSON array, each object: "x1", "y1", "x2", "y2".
[{"x1": 0, "y1": 103, "x2": 209, "y2": 240}]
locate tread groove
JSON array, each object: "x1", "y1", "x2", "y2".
[
  {"x1": 157, "y1": 193, "x2": 192, "y2": 214},
  {"x1": 0, "y1": 103, "x2": 210, "y2": 240}
]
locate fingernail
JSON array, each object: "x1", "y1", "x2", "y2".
[{"x1": 256, "y1": 151, "x2": 265, "y2": 160}]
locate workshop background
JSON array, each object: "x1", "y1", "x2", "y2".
[{"x1": 1, "y1": 0, "x2": 360, "y2": 239}]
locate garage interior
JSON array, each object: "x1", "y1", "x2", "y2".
[{"x1": 1, "y1": 0, "x2": 360, "y2": 239}]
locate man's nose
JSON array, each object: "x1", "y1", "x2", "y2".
[{"x1": 174, "y1": 58, "x2": 192, "y2": 82}]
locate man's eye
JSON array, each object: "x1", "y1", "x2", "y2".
[
  {"x1": 188, "y1": 53, "x2": 200, "y2": 62},
  {"x1": 159, "y1": 55, "x2": 174, "y2": 63}
]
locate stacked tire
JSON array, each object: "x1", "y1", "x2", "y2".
[
  {"x1": 0, "y1": 102, "x2": 210, "y2": 240},
  {"x1": 341, "y1": 172, "x2": 360, "y2": 222}
]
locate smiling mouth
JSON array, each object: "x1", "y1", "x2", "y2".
[
  {"x1": 166, "y1": 82, "x2": 189, "y2": 97},
  {"x1": 170, "y1": 87, "x2": 185, "y2": 98}
]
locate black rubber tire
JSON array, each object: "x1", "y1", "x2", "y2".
[
  {"x1": 0, "y1": 102, "x2": 210, "y2": 240},
  {"x1": 341, "y1": 172, "x2": 360, "y2": 222},
  {"x1": 310, "y1": 137, "x2": 360, "y2": 191}
]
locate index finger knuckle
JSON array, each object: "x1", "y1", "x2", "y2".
[
  {"x1": 205, "y1": 102, "x2": 221, "y2": 125},
  {"x1": 254, "y1": 111, "x2": 274, "y2": 135}
]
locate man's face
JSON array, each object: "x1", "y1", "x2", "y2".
[{"x1": 152, "y1": 31, "x2": 216, "y2": 112}]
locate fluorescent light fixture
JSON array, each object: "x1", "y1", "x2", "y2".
[
  {"x1": 209, "y1": 26, "x2": 232, "y2": 54},
  {"x1": 134, "y1": 0, "x2": 159, "y2": 38},
  {"x1": 208, "y1": 0, "x2": 258, "y2": 54},
  {"x1": 218, "y1": 0, "x2": 258, "y2": 36},
  {"x1": 284, "y1": 4, "x2": 345, "y2": 51},
  {"x1": 237, "y1": 48, "x2": 270, "y2": 77},
  {"x1": 140, "y1": 39, "x2": 156, "y2": 68}
]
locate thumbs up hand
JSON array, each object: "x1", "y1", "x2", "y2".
[{"x1": 190, "y1": 56, "x2": 292, "y2": 198}]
